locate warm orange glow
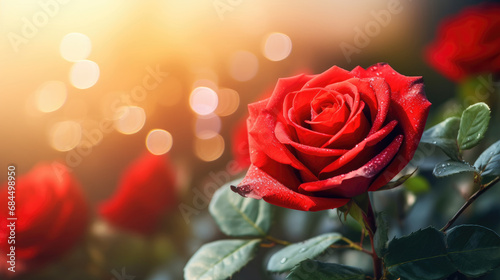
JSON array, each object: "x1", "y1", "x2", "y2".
[{"x1": 146, "y1": 129, "x2": 173, "y2": 155}]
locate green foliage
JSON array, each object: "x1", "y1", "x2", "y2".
[
  {"x1": 447, "y1": 225, "x2": 500, "y2": 278},
  {"x1": 474, "y1": 140, "x2": 500, "y2": 177},
  {"x1": 403, "y1": 175, "x2": 430, "y2": 194},
  {"x1": 433, "y1": 160, "x2": 476, "y2": 178},
  {"x1": 287, "y1": 259, "x2": 365, "y2": 280},
  {"x1": 421, "y1": 116, "x2": 461, "y2": 160},
  {"x1": 209, "y1": 180, "x2": 272, "y2": 237},
  {"x1": 184, "y1": 239, "x2": 261, "y2": 280},
  {"x1": 379, "y1": 170, "x2": 417, "y2": 191},
  {"x1": 457, "y1": 102, "x2": 490, "y2": 150},
  {"x1": 385, "y1": 227, "x2": 455, "y2": 280},
  {"x1": 385, "y1": 225, "x2": 500, "y2": 280},
  {"x1": 374, "y1": 212, "x2": 389, "y2": 258},
  {"x1": 267, "y1": 233, "x2": 342, "y2": 272}
]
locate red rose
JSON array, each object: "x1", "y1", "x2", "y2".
[
  {"x1": 231, "y1": 63, "x2": 431, "y2": 211},
  {"x1": 426, "y1": 4, "x2": 500, "y2": 81},
  {"x1": 99, "y1": 153, "x2": 178, "y2": 235},
  {"x1": 231, "y1": 117, "x2": 251, "y2": 172},
  {"x1": 0, "y1": 163, "x2": 88, "y2": 272}
]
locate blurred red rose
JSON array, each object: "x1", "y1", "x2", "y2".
[
  {"x1": 426, "y1": 4, "x2": 500, "y2": 81},
  {"x1": 232, "y1": 63, "x2": 431, "y2": 211},
  {"x1": 99, "y1": 153, "x2": 178, "y2": 235},
  {"x1": 0, "y1": 163, "x2": 88, "y2": 272},
  {"x1": 231, "y1": 117, "x2": 251, "y2": 172}
]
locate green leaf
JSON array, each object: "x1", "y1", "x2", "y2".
[
  {"x1": 374, "y1": 212, "x2": 389, "y2": 258},
  {"x1": 474, "y1": 140, "x2": 500, "y2": 177},
  {"x1": 286, "y1": 259, "x2": 365, "y2": 280},
  {"x1": 421, "y1": 117, "x2": 461, "y2": 160},
  {"x1": 209, "y1": 180, "x2": 272, "y2": 237},
  {"x1": 267, "y1": 233, "x2": 343, "y2": 272},
  {"x1": 404, "y1": 175, "x2": 430, "y2": 195},
  {"x1": 378, "y1": 170, "x2": 417, "y2": 191},
  {"x1": 447, "y1": 225, "x2": 500, "y2": 278},
  {"x1": 184, "y1": 239, "x2": 261, "y2": 280},
  {"x1": 457, "y1": 103, "x2": 490, "y2": 150},
  {"x1": 346, "y1": 201, "x2": 366, "y2": 232},
  {"x1": 385, "y1": 227, "x2": 456, "y2": 280},
  {"x1": 433, "y1": 160, "x2": 476, "y2": 177}
]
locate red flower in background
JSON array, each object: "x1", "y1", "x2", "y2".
[
  {"x1": 231, "y1": 118, "x2": 251, "y2": 172},
  {"x1": 0, "y1": 163, "x2": 88, "y2": 272},
  {"x1": 232, "y1": 63, "x2": 431, "y2": 211},
  {"x1": 426, "y1": 4, "x2": 500, "y2": 81},
  {"x1": 99, "y1": 153, "x2": 178, "y2": 235}
]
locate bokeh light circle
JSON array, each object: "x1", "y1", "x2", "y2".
[
  {"x1": 215, "y1": 88, "x2": 239, "y2": 116},
  {"x1": 49, "y1": 120, "x2": 82, "y2": 151},
  {"x1": 190, "y1": 87, "x2": 218, "y2": 115},
  {"x1": 114, "y1": 106, "x2": 146, "y2": 135},
  {"x1": 195, "y1": 114, "x2": 221, "y2": 139},
  {"x1": 69, "y1": 60, "x2": 100, "y2": 89},
  {"x1": 60, "y1": 33, "x2": 92, "y2": 62},
  {"x1": 146, "y1": 129, "x2": 173, "y2": 155},
  {"x1": 35, "y1": 81, "x2": 67, "y2": 113},
  {"x1": 194, "y1": 134, "x2": 225, "y2": 162},
  {"x1": 263, "y1": 32, "x2": 292, "y2": 61}
]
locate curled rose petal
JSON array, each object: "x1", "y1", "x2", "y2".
[{"x1": 232, "y1": 165, "x2": 349, "y2": 211}]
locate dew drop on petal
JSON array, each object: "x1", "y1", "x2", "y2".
[
  {"x1": 299, "y1": 248, "x2": 307, "y2": 253},
  {"x1": 280, "y1": 257, "x2": 287, "y2": 264}
]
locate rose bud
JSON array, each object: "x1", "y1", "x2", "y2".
[
  {"x1": 0, "y1": 163, "x2": 89, "y2": 272},
  {"x1": 231, "y1": 63, "x2": 431, "y2": 211},
  {"x1": 99, "y1": 153, "x2": 178, "y2": 235},
  {"x1": 426, "y1": 4, "x2": 500, "y2": 82}
]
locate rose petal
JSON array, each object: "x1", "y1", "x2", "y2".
[
  {"x1": 321, "y1": 102, "x2": 371, "y2": 149},
  {"x1": 233, "y1": 165, "x2": 349, "y2": 211},
  {"x1": 249, "y1": 110, "x2": 318, "y2": 181},
  {"x1": 265, "y1": 74, "x2": 312, "y2": 113},
  {"x1": 353, "y1": 77, "x2": 391, "y2": 136},
  {"x1": 287, "y1": 107, "x2": 332, "y2": 147},
  {"x1": 299, "y1": 135, "x2": 403, "y2": 197},
  {"x1": 319, "y1": 120, "x2": 398, "y2": 177},
  {"x1": 275, "y1": 121, "x2": 348, "y2": 176},
  {"x1": 302, "y1": 66, "x2": 354, "y2": 89},
  {"x1": 305, "y1": 90, "x2": 350, "y2": 135},
  {"x1": 353, "y1": 63, "x2": 431, "y2": 191}
]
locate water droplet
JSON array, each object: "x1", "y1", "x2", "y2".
[
  {"x1": 372, "y1": 66, "x2": 378, "y2": 71},
  {"x1": 280, "y1": 257, "x2": 287, "y2": 263},
  {"x1": 432, "y1": 141, "x2": 437, "y2": 144},
  {"x1": 391, "y1": 72, "x2": 396, "y2": 75},
  {"x1": 299, "y1": 248, "x2": 307, "y2": 253}
]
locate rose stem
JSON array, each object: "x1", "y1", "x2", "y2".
[
  {"x1": 364, "y1": 196, "x2": 382, "y2": 280},
  {"x1": 265, "y1": 235, "x2": 291, "y2": 245},
  {"x1": 441, "y1": 176, "x2": 500, "y2": 232}
]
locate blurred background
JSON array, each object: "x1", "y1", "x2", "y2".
[{"x1": 1, "y1": 0, "x2": 500, "y2": 279}]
